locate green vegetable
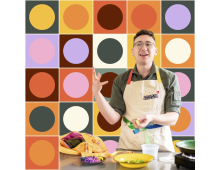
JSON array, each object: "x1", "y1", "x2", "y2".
[{"x1": 121, "y1": 159, "x2": 146, "y2": 163}]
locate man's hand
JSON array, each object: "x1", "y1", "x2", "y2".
[
  {"x1": 132, "y1": 112, "x2": 179, "y2": 127},
  {"x1": 92, "y1": 67, "x2": 108, "y2": 96},
  {"x1": 132, "y1": 114, "x2": 154, "y2": 129}
]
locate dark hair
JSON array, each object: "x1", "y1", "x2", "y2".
[{"x1": 133, "y1": 29, "x2": 156, "y2": 44}]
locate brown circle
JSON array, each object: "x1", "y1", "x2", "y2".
[
  {"x1": 97, "y1": 112, "x2": 122, "y2": 132},
  {"x1": 97, "y1": 4, "x2": 123, "y2": 30},
  {"x1": 100, "y1": 72, "x2": 118, "y2": 98}
]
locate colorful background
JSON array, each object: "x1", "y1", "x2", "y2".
[{"x1": 25, "y1": 0, "x2": 194, "y2": 169}]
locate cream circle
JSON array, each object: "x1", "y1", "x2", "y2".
[
  {"x1": 165, "y1": 38, "x2": 191, "y2": 64},
  {"x1": 63, "y1": 106, "x2": 89, "y2": 132}
]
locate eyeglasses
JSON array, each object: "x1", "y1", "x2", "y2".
[{"x1": 133, "y1": 42, "x2": 156, "y2": 49}]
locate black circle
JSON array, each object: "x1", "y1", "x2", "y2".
[
  {"x1": 97, "y1": 38, "x2": 123, "y2": 64},
  {"x1": 29, "y1": 106, "x2": 55, "y2": 132}
]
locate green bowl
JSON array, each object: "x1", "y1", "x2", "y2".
[{"x1": 175, "y1": 140, "x2": 195, "y2": 156}]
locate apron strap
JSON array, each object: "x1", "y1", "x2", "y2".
[
  {"x1": 123, "y1": 116, "x2": 135, "y2": 129},
  {"x1": 127, "y1": 70, "x2": 133, "y2": 84},
  {"x1": 123, "y1": 116, "x2": 163, "y2": 132},
  {"x1": 127, "y1": 66, "x2": 161, "y2": 84},
  {"x1": 123, "y1": 117, "x2": 151, "y2": 144},
  {"x1": 144, "y1": 129, "x2": 150, "y2": 144},
  {"x1": 156, "y1": 66, "x2": 162, "y2": 83}
]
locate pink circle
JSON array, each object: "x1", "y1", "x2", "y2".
[
  {"x1": 63, "y1": 72, "x2": 89, "y2": 98},
  {"x1": 175, "y1": 72, "x2": 191, "y2": 97},
  {"x1": 104, "y1": 140, "x2": 118, "y2": 153},
  {"x1": 29, "y1": 38, "x2": 55, "y2": 64}
]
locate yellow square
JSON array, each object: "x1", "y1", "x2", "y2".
[
  {"x1": 127, "y1": 34, "x2": 161, "y2": 68},
  {"x1": 93, "y1": 102, "x2": 121, "y2": 136},
  {"x1": 59, "y1": 1, "x2": 93, "y2": 34}
]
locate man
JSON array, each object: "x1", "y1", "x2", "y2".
[{"x1": 92, "y1": 29, "x2": 181, "y2": 152}]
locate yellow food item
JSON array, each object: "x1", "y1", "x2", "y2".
[
  {"x1": 97, "y1": 156, "x2": 103, "y2": 161},
  {"x1": 136, "y1": 119, "x2": 140, "y2": 125}
]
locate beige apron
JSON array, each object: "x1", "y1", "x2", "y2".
[{"x1": 118, "y1": 66, "x2": 175, "y2": 152}]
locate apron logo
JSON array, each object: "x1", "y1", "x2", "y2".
[{"x1": 143, "y1": 94, "x2": 158, "y2": 100}]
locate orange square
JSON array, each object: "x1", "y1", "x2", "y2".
[
  {"x1": 26, "y1": 137, "x2": 59, "y2": 169},
  {"x1": 128, "y1": 1, "x2": 161, "y2": 34},
  {"x1": 26, "y1": 102, "x2": 59, "y2": 136},
  {"x1": 94, "y1": 1, "x2": 126, "y2": 33},
  {"x1": 60, "y1": 68, "x2": 93, "y2": 101},
  {"x1": 161, "y1": 34, "x2": 195, "y2": 68}
]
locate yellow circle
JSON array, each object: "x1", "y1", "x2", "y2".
[{"x1": 29, "y1": 4, "x2": 55, "y2": 30}]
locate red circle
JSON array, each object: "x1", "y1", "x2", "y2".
[
  {"x1": 131, "y1": 4, "x2": 157, "y2": 29},
  {"x1": 29, "y1": 72, "x2": 55, "y2": 98}
]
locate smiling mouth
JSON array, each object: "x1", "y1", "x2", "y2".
[{"x1": 139, "y1": 54, "x2": 148, "y2": 57}]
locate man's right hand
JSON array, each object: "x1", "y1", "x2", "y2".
[{"x1": 92, "y1": 67, "x2": 109, "y2": 96}]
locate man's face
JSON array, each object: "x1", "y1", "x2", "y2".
[{"x1": 132, "y1": 35, "x2": 158, "y2": 65}]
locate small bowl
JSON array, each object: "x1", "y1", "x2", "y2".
[
  {"x1": 114, "y1": 153, "x2": 154, "y2": 169},
  {"x1": 80, "y1": 156, "x2": 106, "y2": 165}
]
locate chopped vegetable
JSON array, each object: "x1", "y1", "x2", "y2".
[
  {"x1": 136, "y1": 119, "x2": 140, "y2": 125},
  {"x1": 121, "y1": 159, "x2": 146, "y2": 163},
  {"x1": 81, "y1": 156, "x2": 103, "y2": 163},
  {"x1": 97, "y1": 156, "x2": 103, "y2": 161}
]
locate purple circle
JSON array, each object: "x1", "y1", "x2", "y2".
[
  {"x1": 63, "y1": 38, "x2": 89, "y2": 64},
  {"x1": 63, "y1": 72, "x2": 89, "y2": 98},
  {"x1": 165, "y1": 4, "x2": 191, "y2": 30}
]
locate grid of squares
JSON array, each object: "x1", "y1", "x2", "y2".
[{"x1": 25, "y1": 0, "x2": 195, "y2": 169}]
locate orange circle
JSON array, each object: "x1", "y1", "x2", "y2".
[
  {"x1": 170, "y1": 107, "x2": 191, "y2": 132},
  {"x1": 63, "y1": 4, "x2": 89, "y2": 30},
  {"x1": 131, "y1": 4, "x2": 157, "y2": 29},
  {"x1": 29, "y1": 140, "x2": 55, "y2": 166},
  {"x1": 29, "y1": 72, "x2": 55, "y2": 98}
]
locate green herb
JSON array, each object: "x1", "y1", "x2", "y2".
[{"x1": 121, "y1": 159, "x2": 146, "y2": 163}]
